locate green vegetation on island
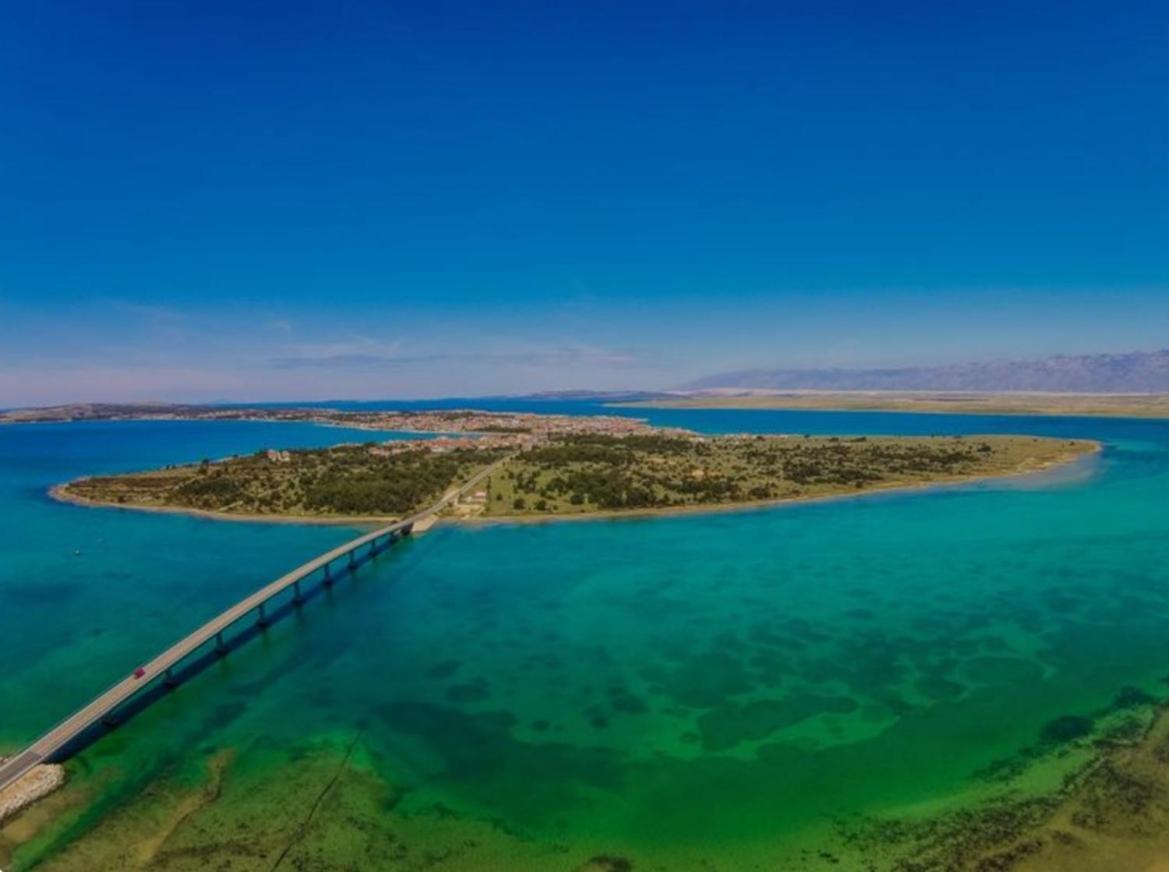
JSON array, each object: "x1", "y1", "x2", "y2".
[
  {"x1": 56, "y1": 432, "x2": 1095, "y2": 522},
  {"x1": 482, "y1": 434, "x2": 1094, "y2": 517},
  {"x1": 61, "y1": 445, "x2": 507, "y2": 518}
]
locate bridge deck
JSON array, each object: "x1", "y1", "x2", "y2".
[{"x1": 0, "y1": 458, "x2": 505, "y2": 795}]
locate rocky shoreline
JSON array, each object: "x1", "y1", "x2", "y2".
[{"x1": 0, "y1": 761, "x2": 66, "y2": 824}]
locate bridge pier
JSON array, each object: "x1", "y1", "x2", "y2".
[
  {"x1": 293, "y1": 580, "x2": 304, "y2": 605},
  {"x1": 257, "y1": 601, "x2": 269, "y2": 628},
  {"x1": 348, "y1": 550, "x2": 357, "y2": 569},
  {"x1": 323, "y1": 563, "x2": 333, "y2": 587},
  {"x1": 215, "y1": 631, "x2": 227, "y2": 656},
  {"x1": 164, "y1": 667, "x2": 178, "y2": 688}
]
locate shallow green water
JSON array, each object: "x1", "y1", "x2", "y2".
[{"x1": 3, "y1": 412, "x2": 1169, "y2": 869}]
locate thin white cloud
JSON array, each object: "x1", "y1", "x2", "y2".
[{"x1": 270, "y1": 344, "x2": 652, "y2": 371}]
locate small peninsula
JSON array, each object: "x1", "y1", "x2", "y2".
[{"x1": 51, "y1": 409, "x2": 1097, "y2": 523}]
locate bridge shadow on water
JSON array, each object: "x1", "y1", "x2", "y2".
[{"x1": 49, "y1": 537, "x2": 402, "y2": 763}]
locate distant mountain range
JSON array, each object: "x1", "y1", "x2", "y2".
[{"x1": 683, "y1": 349, "x2": 1169, "y2": 393}]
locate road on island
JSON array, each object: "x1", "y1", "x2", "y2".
[{"x1": 0, "y1": 456, "x2": 509, "y2": 797}]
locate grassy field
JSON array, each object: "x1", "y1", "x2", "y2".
[
  {"x1": 480, "y1": 433, "x2": 1096, "y2": 519},
  {"x1": 618, "y1": 392, "x2": 1169, "y2": 418}
]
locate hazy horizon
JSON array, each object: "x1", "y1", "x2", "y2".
[{"x1": 4, "y1": 344, "x2": 1169, "y2": 408}]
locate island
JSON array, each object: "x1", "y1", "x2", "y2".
[{"x1": 50, "y1": 408, "x2": 1098, "y2": 523}]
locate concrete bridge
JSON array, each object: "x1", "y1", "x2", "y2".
[{"x1": 0, "y1": 458, "x2": 505, "y2": 796}]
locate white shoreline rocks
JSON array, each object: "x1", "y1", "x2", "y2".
[{"x1": 0, "y1": 760, "x2": 66, "y2": 823}]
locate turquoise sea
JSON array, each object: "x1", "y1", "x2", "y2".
[{"x1": 3, "y1": 408, "x2": 1169, "y2": 869}]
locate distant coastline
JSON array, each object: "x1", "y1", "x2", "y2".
[{"x1": 615, "y1": 391, "x2": 1169, "y2": 418}]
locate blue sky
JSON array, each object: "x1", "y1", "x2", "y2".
[{"x1": 2, "y1": 0, "x2": 1166, "y2": 403}]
